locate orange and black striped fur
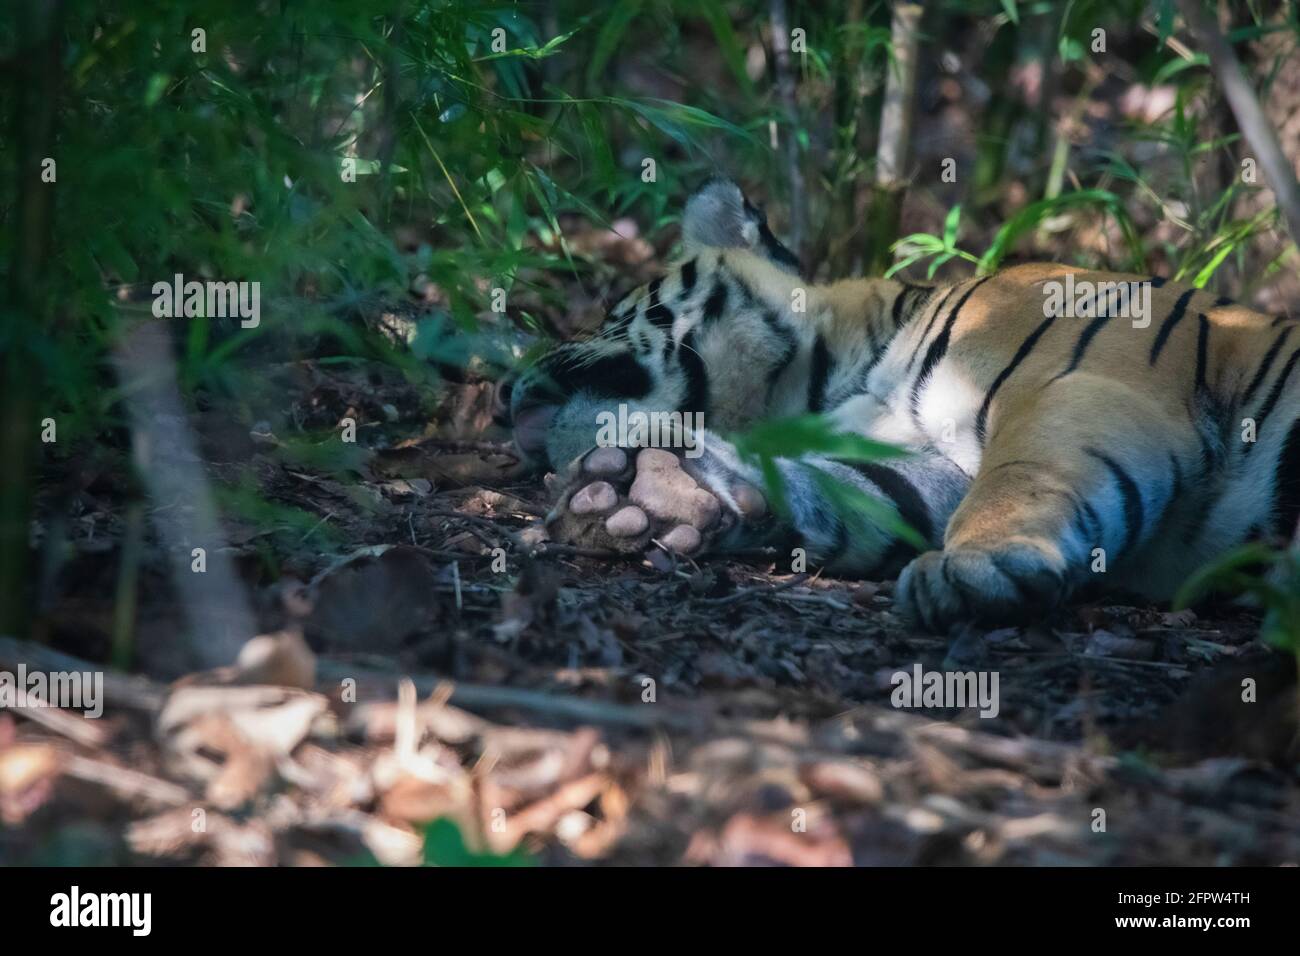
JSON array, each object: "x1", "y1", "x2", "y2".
[{"x1": 502, "y1": 180, "x2": 1300, "y2": 631}]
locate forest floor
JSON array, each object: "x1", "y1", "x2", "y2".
[{"x1": 4, "y1": 220, "x2": 1300, "y2": 867}]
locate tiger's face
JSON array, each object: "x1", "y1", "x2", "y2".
[{"x1": 499, "y1": 179, "x2": 807, "y2": 471}]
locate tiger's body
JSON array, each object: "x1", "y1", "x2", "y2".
[{"x1": 502, "y1": 180, "x2": 1300, "y2": 631}]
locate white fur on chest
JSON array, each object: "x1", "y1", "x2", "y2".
[{"x1": 835, "y1": 352, "x2": 985, "y2": 476}]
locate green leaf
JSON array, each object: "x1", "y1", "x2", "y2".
[
  {"x1": 144, "y1": 73, "x2": 170, "y2": 107},
  {"x1": 1156, "y1": 0, "x2": 1176, "y2": 47},
  {"x1": 1173, "y1": 541, "x2": 1280, "y2": 610},
  {"x1": 588, "y1": 0, "x2": 643, "y2": 85},
  {"x1": 942, "y1": 205, "x2": 962, "y2": 246},
  {"x1": 421, "y1": 818, "x2": 534, "y2": 867},
  {"x1": 809, "y1": 468, "x2": 929, "y2": 551},
  {"x1": 1191, "y1": 244, "x2": 1234, "y2": 288},
  {"x1": 730, "y1": 415, "x2": 926, "y2": 552},
  {"x1": 697, "y1": 0, "x2": 754, "y2": 97},
  {"x1": 1152, "y1": 54, "x2": 1209, "y2": 86},
  {"x1": 732, "y1": 414, "x2": 909, "y2": 463},
  {"x1": 978, "y1": 190, "x2": 1146, "y2": 274},
  {"x1": 476, "y1": 28, "x2": 580, "y2": 62}
]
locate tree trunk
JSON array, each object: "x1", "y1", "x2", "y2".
[
  {"x1": 865, "y1": 3, "x2": 923, "y2": 275},
  {"x1": 1, "y1": 1, "x2": 62, "y2": 638}
]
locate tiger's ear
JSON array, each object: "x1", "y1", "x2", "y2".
[{"x1": 681, "y1": 178, "x2": 801, "y2": 274}]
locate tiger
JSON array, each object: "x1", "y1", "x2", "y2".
[{"x1": 496, "y1": 178, "x2": 1300, "y2": 632}]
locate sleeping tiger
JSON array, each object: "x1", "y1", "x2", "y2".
[{"x1": 497, "y1": 178, "x2": 1300, "y2": 632}]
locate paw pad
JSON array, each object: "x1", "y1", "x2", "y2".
[{"x1": 546, "y1": 446, "x2": 735, "y2": 558}]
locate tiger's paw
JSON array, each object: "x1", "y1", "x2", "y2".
[
  {"x1": 894, "y1": 544, "x2": 1069, "y2": 633},
  {"x1": 545, "y1": 446, "x2": 765, "y2": 563}
]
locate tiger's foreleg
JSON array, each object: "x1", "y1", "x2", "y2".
[
  {"x1": 546, "y1": 429, "x2": 969, "y2": 578},
  {"x1": 896, "y1": 376, "x2": 1194, "y2": 631}
]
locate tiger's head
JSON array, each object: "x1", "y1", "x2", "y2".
[{"x1": 497, "y1": 179, "x2": 809, "y2": 471}]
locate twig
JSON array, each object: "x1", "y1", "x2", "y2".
[
  {"x1": 299, "y1": 510, "x2": 335, "y2": 543},
  {"x1": 535, "y1": 542, "x2": 635, "y2": 561},
  {"x1": 764, "y1": 590, "x2": 854, "y2": 612},
  {"x1": 62, "y1": 754, "x2": 192, "y2": 807},
  {"x1": 7, "y1": 696, "x2": 109, "y2": 748},
  {"x1": 703, "y1": 572, "x2": 810, "y2": 607},
  {"x1": 0, "y1": 635, "x2": 167, "y2": 712},
  {"x1": 413, "y1": 437, "x2": 521, "y2": 457},
  {"x1": 319, "y1": 659, "x2": 709, "y2": 732},
  {"x1": 426, "y1": 509, "x2": 528, "y2": 551}
]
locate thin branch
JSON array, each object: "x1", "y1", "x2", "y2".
[
  {"x1": 1179, "y1": 0, "x2": 1300, "y2": 245},
  {"x1": 769, "y1": 0, "x2": 806, "y2": 260}
]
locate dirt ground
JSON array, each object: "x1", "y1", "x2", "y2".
[{"x1": 3, "y1": 332, "x2": 1299, "y2": 866}]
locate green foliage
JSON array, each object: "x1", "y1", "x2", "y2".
[
  {"x1": 731, "y1": 414, "x2": 927, "y2": 551},
  {"x1": 1175, "y1": 542, "x2": 1300, "y2": 657},
  {"x1": 888, "y1": 205, "x2": 980, "y2": 278},
  {"x1": 420, "y1": 817, "x2": 534, "y2": 867},
  {"x1": 977, "y1": 190, "x2": 1146, "y2": 274},
  {"x1": 889, "y1": 192, "x2": 1145, "y2": 278},
  {"x1": 5, "y1": 0, "x2": 1299, "y2": 636}
]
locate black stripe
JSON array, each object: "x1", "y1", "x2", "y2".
[
  {"x1": 1245, "y1": 345, "x2": 1300, "y2": 454},
  {"x1": 762, "y1": 310, "x2": 799, "y2": 393},
  {"x1": 1055, "y1": 313, "x2": 1111, "y2": 380},
  {"x1": 892, "y1": 284, "x2": 932, "y2": 330},
  {"x1": 976, "y1": 312, "x2": 1058, "y2": 443},
  {"x1": 890, "y1": 289, "x2": 908, "y2": 329},
  {"x1": 807, "y1": 335, "x2": 832, "y2": 412},
  {"x1": 1272, "y1": 417, "x2": 1300, "y2": 537},
  {"x1": 603, "y1": 310, "x2": 634, "y2": 336},
  {"x1": 889, "y1": 290, "x2": 909, "y2": 330},
  {"x1": 1149, "y1": 288, "x2": 1198, "y2": 365},
  {"x1": 864, "y1": 322, "x2": 881, "y2": 359},
  {"x1": 1070, "y1": 502, "x2": 1091, "y2": 543},
  {"x1": 644, "y1": 278, "x2": 675, "y2": 329},
  {"x1": 679, "y1": 258, "x2": 698, "y2": 294},
  {"x1": 904, "y1": 284, "x2": 934, "y2": 317},
  {"x1": 1169, "y1": 453, "x2": 1184, "y2": 503},
  {"x1": 1072, "y1": 287, "x2": 1100, "y2": 318},
  {"x1": 1171, "y1": 448, "x2": 1212, "y2": 545},
  {"x1": 544, "y1": 350, "x2": 653, "y2": 402},
  {"x1": 1242, "y1": 325, "x2": 1293, "y2": 404},
  {"x1": 1272, "y1": 315, "x2": 1295, "y2": 328},
  {"x1": 701, "y1": 279, "x2": 728, "y2": 323},
  {"x1": 905, "y1": 284, "x2": 961, "y2": 373},
  {"x1": 1070, "y1": 496, "x2": 1101, "y2": 545},
  {"x1": 1148, "y1": 276, "x2": 1168, "y2": 289},
  {"x1": 1086, "y1": 448, "x2": 1145, "y2": 552},
  {"x1": 857, "y1": 332, "x2": 892, "y2": 387},
  {"x1": 1075, "y1": 498, "x2": 1103, "y2": 544},
  {"x1": 677, "y1": 329, "x2": 709, "y2": 415},
  {"x1": 1194, "y1": 313, "x2": 1211, "y2": 393},
  {"x1": 743, "y1": 199, "x2": 802, "y2": 275},
  {"x1": 843, "y1": 461, "x2": 934, "y2": 543},
  {"x1": 910, "y1": 277, "x2": 992, "y2": 409},
  {"x1": 1197, "y1": 424, "x2": 1222, "y2": 479}
]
